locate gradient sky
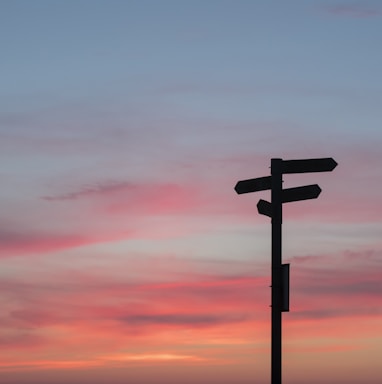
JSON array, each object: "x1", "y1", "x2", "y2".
[{"x1": 1, "y1": 1, "x2": 382, "y2": 383}]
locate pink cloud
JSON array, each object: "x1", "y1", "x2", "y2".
[
  {"x1": 0, "y1": 266, "x2": 265, "y2": 334},
  {"x1": 104, "y1": 183, "x2": 201, "y2": 216},
  {"x1": 3, "y1": 141, "x2": 381, "y2": 262},
  {"x1": 28, "y1": 143, "x2": 381, "y2": 245},
  {"x1": 2, "y1": 180, "x2": 209, "y2": 257},
  {"x1": 3, "y1": 249, "x2": 380, "y2": 337},
  {"x1": 0, "y1": 333, "x2": 46, "y2": 350},
  {"x1": 0, "y1": 230, "x2": 91, "y2": 256},
  {"x1": 43, "y1": 180, "x2": 204, "y2": 216},
  {"x1": 1, "y1": 249, "x2": 381, "y2": 378},
  {"x1": 0, "y1": 227, "x2": 134, "y2": 258},
  {"x1": 286, "y1": 250, "x2": 382, "y2": 321},
  {"x1": 0, "y1": 263, "x2": 266, "y2": 375}
]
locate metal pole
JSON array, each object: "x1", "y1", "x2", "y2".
[{"x1": 271, "y1": 158, "x2": 282, "y2": 384}]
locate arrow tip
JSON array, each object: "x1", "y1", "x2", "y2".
[{"x1": 234, "y1": 182, "x2": 242, "y2": 194}]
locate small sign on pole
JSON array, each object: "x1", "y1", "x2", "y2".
[{"x1": 281, "y1": 264, "x2": 290, "y2": 312}]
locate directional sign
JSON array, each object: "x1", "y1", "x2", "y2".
[
  {"x1": 282, "y1": 184, "x2": 321, "y2": 203},
  {"x1": 234, "y1": 176, "x2": 272, "y2": 194},
  {"x1": 257, "y1": 199, "x2": 272, "y2": 217},
  {"x1": 282, "y1": 157, "x2": 337, "y2": 174}
]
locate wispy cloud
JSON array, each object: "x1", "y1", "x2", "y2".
[
  {"x1": 103, "y1": 352, "x2": 207, "y2": 362},
  {"x1": 120, "y1": 313, "x2": 248, "y2": 327},
  {"x1": 0, "y1": 227, "x2": 133, "y2": 257},
  {"x1": 323, "y1": 4, "x2": 382, "y2": 18},
  {"x1": 288, "y1": 250, "x2": 382, "y2": 320},
  {"x1": 1, "y1": 181, "x2": 209, "y2": 257},
  {"x1": 42, "y1": 180, "x2": 203, "y2": 216},
  {"x1": 0, "y1": 229, "x2": 91, "y2": 256},
  {"x1": 42, "y1": 181, "x2": 134, "y2": 201},
  {"x1": 0, "y1": 352, "x2": 207, "y2": 373}
]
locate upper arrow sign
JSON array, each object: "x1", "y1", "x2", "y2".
[
  {"x1": 282, "y1": 158, "x2": 337, "y2": 174},
  {"x1": 282, "y1": 184, "x2": 321, "y2": 203},
  {"x1": 234, "y1": 176, "x2": 272, "y2": 194}
]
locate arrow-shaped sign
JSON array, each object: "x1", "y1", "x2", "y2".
[
  {"x1": 282, "y1": 184, "x2": 321, "y2": 203},
  {"x1": 234, "y1": 176, "x2": 272, "y2": 194},
  {"x1": 257, "y1": 185, "x2": 321, "y2": 216},
  {"x1": 282, "y1": 158, "x2": 337, "y2": 174},
  {"x1": 257, "y1": 199, "x2": 272, "y2": 217}
]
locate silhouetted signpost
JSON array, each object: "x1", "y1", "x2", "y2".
[{"x1": 234, "y1": 157, "x2": 337, "y2": 384}]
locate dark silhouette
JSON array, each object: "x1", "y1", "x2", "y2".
[{"x1": 235, "y1": 157, "x2": 337, "y2": 384}]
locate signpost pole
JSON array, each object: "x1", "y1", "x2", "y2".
[
  {"x1": 234, "y1": 157, "x2": 337, "y2": 384},
  {"x1": 271, "y1": 158, "x2": 282, "y2": 384}
]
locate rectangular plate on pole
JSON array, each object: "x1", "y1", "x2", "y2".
[
  {"x1": 282, "y1": 184, "x2": 321, "y2": 203},
  {"x1": 282, "y1": 158, "x2": 337, "y2": 174},
  {"x1": 234, "y1": 176, "x2": 272, "y2": 194},
  {"x1": 281, "y1": 264, "x2": 290, "y2": 312}
]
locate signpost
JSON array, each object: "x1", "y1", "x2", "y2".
[{"x1": 234, "y1": 157, "x2": 337, "y2": 384}]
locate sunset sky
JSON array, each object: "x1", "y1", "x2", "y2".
[{"x1": 1, "y1": 1, "x2": 381, "y2": 383}]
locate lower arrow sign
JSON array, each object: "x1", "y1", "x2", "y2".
[
  {"x1": 282, "y1": 184, "x2": 321, "y2": 203},
  {"x1": 257, "y1": 199, "x2": 272, "y2": 217}
]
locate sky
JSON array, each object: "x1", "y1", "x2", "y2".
[{"x1": 0, "y1": 1, "x2": 381, "y2": 383}]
